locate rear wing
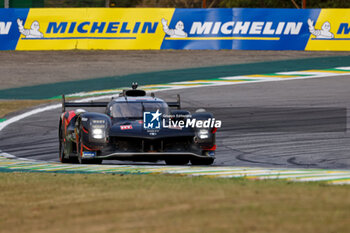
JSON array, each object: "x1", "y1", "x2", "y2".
[
  {"x1": 167, "y1": 94, "x2": 181, "y2": 109},
  {"x1": 62, "y1": 93, "x2": 181, "y2": 113},
  {"x1": 62, "y1": 95, "x2": 109, "y2": 113}
]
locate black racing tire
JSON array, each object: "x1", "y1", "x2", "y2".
[
  {"x1": 165, "y1": 158, "x2": 189, "y2": 165},
  {"x1": 59, "y1": 141, "x2": 78, "y2": 163},
  {"x1": 59, "y1": 126, "x2": 71, "y2": 163},
  {"x1": 190, "y1": 157, "x2": 215, "y2": 166},
  {"x1": 59, "y1": 139, "x2": 69, "y2": 163}
]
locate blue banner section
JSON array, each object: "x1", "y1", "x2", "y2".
[
  {"x1": 0, "y1": 8, "x2": 29, "y2": 50},
  {"x1": 160, "y1": 8, "x2": 321, "y2": 50}
]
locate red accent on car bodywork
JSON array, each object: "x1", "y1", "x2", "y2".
[
  {"x1": 67, "y1": 111, "x2": 76, "y2": 122},
  {"x1": 63, "y1": 111, "x2": 76, "y2": 136},
  {"x1": 75, "y1": 132, "x2": 80, "y2": 154},
  {"x1": 203, "y1": 145, "x2": 216, "y2": 151},
  {"x1": 83, "y1": 144, "x2": 94, "y2": 151},
  {"x1": 82, "y1": 127, "x2": 89, "y2": 134},
  {"x1": 120, "y1": 125, "x2": 133, "y2": 130}
]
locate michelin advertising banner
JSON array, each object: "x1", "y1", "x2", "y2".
[{"x1": 0, "y1": 8, "x2": 349, "y2": 51}]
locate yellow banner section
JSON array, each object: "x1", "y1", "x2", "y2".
[
  {"x1": 306, "y1": 9, "x2": 350, "y2": 51},
  {"x1": 16, "y1": 8, "x2": 174, "y2": 50}
]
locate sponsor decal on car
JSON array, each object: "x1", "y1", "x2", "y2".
[
  {"x1": 120, "y1": 125, "x2": 133, "y2": 130},
  {"x1": 82, "y1": 151, "x2": 96, "y2": 158}
]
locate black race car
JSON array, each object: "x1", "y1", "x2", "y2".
[{"x1": 59, "y1": 84, "x2": 217, "y2": 165}]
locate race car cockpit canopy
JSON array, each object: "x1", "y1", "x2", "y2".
[{"x1": 110, "y1": 101, "x2": 169, "y2": 119}]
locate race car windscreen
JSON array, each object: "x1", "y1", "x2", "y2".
[{"x1": 111, "y1": 102, "x2": 169, "y2": 119}]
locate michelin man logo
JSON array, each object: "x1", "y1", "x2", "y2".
[
  {"x1": 143, "y1": 109, "x2": 162, "y2": 129},
  {"x1": 308, "y1": 18, "x2": 334, "y2": 39},
  {"x1": 161, "y1": 18, "x2": 187, "y2": 38},
  {"x1": 17, "y1": 18, "x2": 44, "y2": 38}
]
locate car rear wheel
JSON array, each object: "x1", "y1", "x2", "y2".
[
  {"x1": 59, "y1": 139, "x2": 69, "y2": 163},
  {"x1": 59, "y1": 127, "x2": 72, "y2": 163}
]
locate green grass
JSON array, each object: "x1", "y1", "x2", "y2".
[
  {"x1": 0, "y1": 172, "x2": 349, "y2": 233},
  {"x1": 0, "y1": 100, "x2": 57, "y2": 118}
]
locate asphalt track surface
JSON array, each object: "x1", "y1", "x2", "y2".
[{"x1": 1, "y1": 75, "x2": 350, "y2": 169}]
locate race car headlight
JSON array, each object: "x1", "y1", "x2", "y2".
[
  {"x1": 91, "y1": 121, "x2": 106, "y2": 139},
  {"x1": 198, "y1": 129, "x2": 209, "y2": 139},
  {"x1": 92, "y1": 128, "x2": 104, "y2": 139}
]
